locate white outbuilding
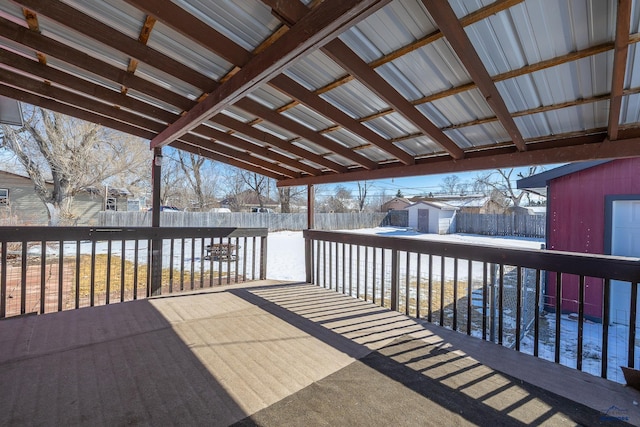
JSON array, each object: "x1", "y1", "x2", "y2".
[{"x1": 405, "y1": 201, "x2": 458, "y2": 234}]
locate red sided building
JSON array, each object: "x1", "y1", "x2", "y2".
[{"x1": 518, "y1": 159, "x2": 640, "y2": 323}]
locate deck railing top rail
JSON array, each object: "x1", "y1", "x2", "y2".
[
  {"x1": 303, "y1": 230, "x2": 640, "y2": 283},
  {"x1": 0, "y1": 226, "x2": 268, "y2": 242}
]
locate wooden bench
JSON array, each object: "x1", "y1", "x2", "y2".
[{"x1": 204, "y1": 243, "x2": 238, "y2": 261}]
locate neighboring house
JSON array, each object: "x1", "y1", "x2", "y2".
[
  {"x1": 517, "y1": 159, "x2": 640, "y2": 324},
  {"x1": 380, "y1": 197, "x2": 411, "y2": 212},
  {"x1": 0, "y1": 170, "x2": 136, "y2": 225},
  {"x1": 405, "y1": 201, "x2": 458, "y2": 234}
]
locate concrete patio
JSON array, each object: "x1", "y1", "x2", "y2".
[{"x1": 1, "y1": 281, "x2": 637, "y2": 426}]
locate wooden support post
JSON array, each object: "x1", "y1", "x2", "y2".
[
  {"x1": 305, "y1": 184, "x2": 315, "y2": 284},
  {"x1": 150, "y1": 147, "x2": 163, "y2": 296}
]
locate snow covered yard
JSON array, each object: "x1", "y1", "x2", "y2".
[{"x1": 266, "y1": 227, "x2": 637, "y2": 384}]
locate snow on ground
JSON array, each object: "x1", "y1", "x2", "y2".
[
  {"x1": 266, "y1": 226, "x2": 544, "y2": 282},
  {"x1": 266, "y1": 227, "x2": 636, "y2": 384}
]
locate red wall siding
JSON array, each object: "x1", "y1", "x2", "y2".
[{"x1": 546, "y1": 158, "x2": 640, "y2": 319}]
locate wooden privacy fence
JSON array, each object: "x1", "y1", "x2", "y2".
[
  {"x1": 455, "y1": 213, "x2": 546, "y2": 238},
  {"x1": 99, "y1": 211, "x2": 387, "y2": 231}
]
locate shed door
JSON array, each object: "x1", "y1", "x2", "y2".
[
  {"x1": 610, "y1": 200, "x2": 640, "y2": 326},
  {"x1": 417, "y1": 209, "x2": 429, "y2": 233}
]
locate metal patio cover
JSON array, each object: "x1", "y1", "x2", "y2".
[{"x1": 0, "y1": 0, "x2": 638, "y2": 187}]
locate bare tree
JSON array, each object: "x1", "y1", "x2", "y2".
[
  {"x1": 475, "y1": 167, "x2": 543, "y2": 207},
  {"x1": 241, "y1": 171, "x2": 268, "y2": 208},
  {"x1": 278, "y1": 186, "x2": 305, "y2": 213},
  {"x1": 1, "y1": 107, "x2": 149, "y2": 225},
  {"x1": 440, "y1": 175, "x2": 461, "y2": 194},
  {"x1": 176, "y1": 151, "x2": 218, "y2": 211},
  {"x1": 355, "y1": 181, "x2": 370, "y2": 212}
]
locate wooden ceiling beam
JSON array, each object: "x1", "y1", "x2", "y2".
[
  {"x1": 269, "y1": 74, "x2": 415, "y2": 165},
  {"x1": 13, "y1": 0, "x2": 215, "y2": 91},
  {"x1": 122, "y1": 0, "x2": 252, "y2": 66},
  {"x1": 149, "y1": 0, "x2": 391, "y2": 149},
  {"x1": 1, "y1": 70, "x2": 296, "y2": 178},
  {"x1": 0, "y1": 18, "x2": 331, "y2": 176},
  {"x1": 0, "y1": 17, "x2": 193, "y2": 110},
  {"x1": 235, "y1": 97, "x2": 378, "y2": 170},
  {"x1": 191, "y1": 124, "x2": 318, "y2": 176},
  {"x1": 322, "y1": 39, "x2": 465, "y2": 160},
  {"x1": 0, "y1": 47, "x2": 313, "y2": 176},
  {"x1": 278, "y1": 134, "x2": 640, "y2": 187},
  {"x1": 210, "y1": 114, "x2": 346, "y2": 173},
  {"x1": 607, "y1": 0, "x2": 632, "y2": 141},
  {"x1": 421, "y1": 0, "x2": 526, "y2": 152}
]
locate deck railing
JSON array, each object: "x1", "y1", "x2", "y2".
[
  {"x1": 0, "y1": 227, "x2": 267, "y2": 319},
  {"x1": 304, "y1": 229, "x2": 640, "y2": 383}
]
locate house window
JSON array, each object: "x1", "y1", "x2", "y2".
[
  {"x1": 0, "y1": 189, "x2": 8, "y2": 206},
  {"x1": 106, "y1": 197, "x2": 117, "y2": 211}
]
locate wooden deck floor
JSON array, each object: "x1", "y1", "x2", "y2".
[{"x1": 0, "y1": 281, "x2": 638, "y2": 426}]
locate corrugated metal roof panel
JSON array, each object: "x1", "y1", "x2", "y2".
[
  {"x1": 147, "y1": 21, "x2": 232, "y2": 81},
  {"x1": 416, "y1": 88, "x2": 492, "y2": 128},
  {"x1": 221, "y1": 106, "x2": 255, "y2": 123},
  {"x1": 254, "y1": 122, "x2": 297, "y2": 141},
  {"x1": 341, "y1": 0, "x2": 436, "y2": 60},
  {"x1": 282, "y1": 105, "x2": 334, "y2": 132},
  {"x1": 62, "y1": 0, "x2": 145, "y2": 40},
  {"x1": 45, "y1": 56, "x2": 121, "y2": 93},
  {"x1": 246, "y1": 86, "x2": 292, "y2": 110},
  {"x1": 37, "y1": 15, "x2": 130, "y2": 69},
  {"x1": 322, "y1": 80, "x2": 389, "y2": 119},
  {"x1": 500, "y1": 53, "x2": 613, "y2": 114},
  {"x1": 516, "y1": 101, "x2": 609, "y2": 139},
  {"x1": 446, "y1": 123, "x2": 509, "y2": 149},
  {"x1": 124, "y1": 88, "x2": 184, "y2": 115},
  {"x1": 355, "y1": 145, "x2": 393, "y2": 163},
  {"x1": 0, "y1": 2, "x2": 29, "y2": 25},
  {"x1": 380, "y1": 42, "x2": 471, "y2": 98},
  {"x1": 134, "y1": 62, "x2": 202, "y2": 100},
  {"x1": 172, "y1": 0, "x2": 280, "y2": 51},
  {"x1": 622, "y1": 94, "x2": 640, "y2": 126},
  {"x1": 284, "y1": 51, "x2": 347, "y2": 91},
  {"x1": 365, "y1": 112, "x2": 419, "y2": 139},
  {"x1": 464, "y1": 0, "x2": 615, "y2": 72},
  {"x1": 393, "y1": 135, "x2": 439, "y2": 156},
  {"x1": 323, "y1": 128, "x2": 368, "y2": 150}
]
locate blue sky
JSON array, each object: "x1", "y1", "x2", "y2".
[{"x1": 318, "y1": 165, "x2": 563, "y2": 199}]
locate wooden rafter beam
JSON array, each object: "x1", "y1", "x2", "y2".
[
  {"x1": 0, "y1": 83, "x2": 286, "y2": 179},
  {"x1": 12, "y1": 0, "x2": 215, "y2": 91},
  {"x1": 0, "y1": 16, "x2": 193, "y2": 110},
  {"x1": 274, "y1": 0, "x2": 523, "y2": 102},
  {"x1": 321, "y1": 39, "x2": 465, "y2": 160},
  {"x1": 0, "y1": 17, "x2": 332, "y2": 176},
  {"x1": 279, "y1": 133, "x2": 640, "y2": 187},
  {"x1": 608, "y1": 0, "x2": 632, "y2": 141},
  {"x1": 120, "y1": 0, "x2": 386, "y2": 169},
  {"x1": 0, "y1": 46, "x2": 317, "y2": 177},
  {"x1": 1, "y1": 68, "x2": 300, "y2": 178},
  {"x1": 269, "y1": 74, "x2": 415, "y2": 165},
  {"x1": 149, "y1": 0, "x2": 391, "y2": 149},
  {"x1": 235, "y1": 98, "x2": 378, "y2": 170},
  {"x1": 421, "y1": 0, "x2": 526, "y2": 152},
  {"x1": 122, "y1": 0, "x2": 252, "y2": 66},
  {"x1": 210, "y1": 114, "x2": 347, "y2": 173},
  {"x1": 124, "y1": 15, "x2": 157, "y2": 93}
]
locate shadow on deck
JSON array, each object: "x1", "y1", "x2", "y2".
[{"x1": 0, "y1": 281, "x2": 637, "y2": 426}]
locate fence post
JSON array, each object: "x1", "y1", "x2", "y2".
[{"x1": 390, "y1": 249, "x2": 399, "y2": 311}]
